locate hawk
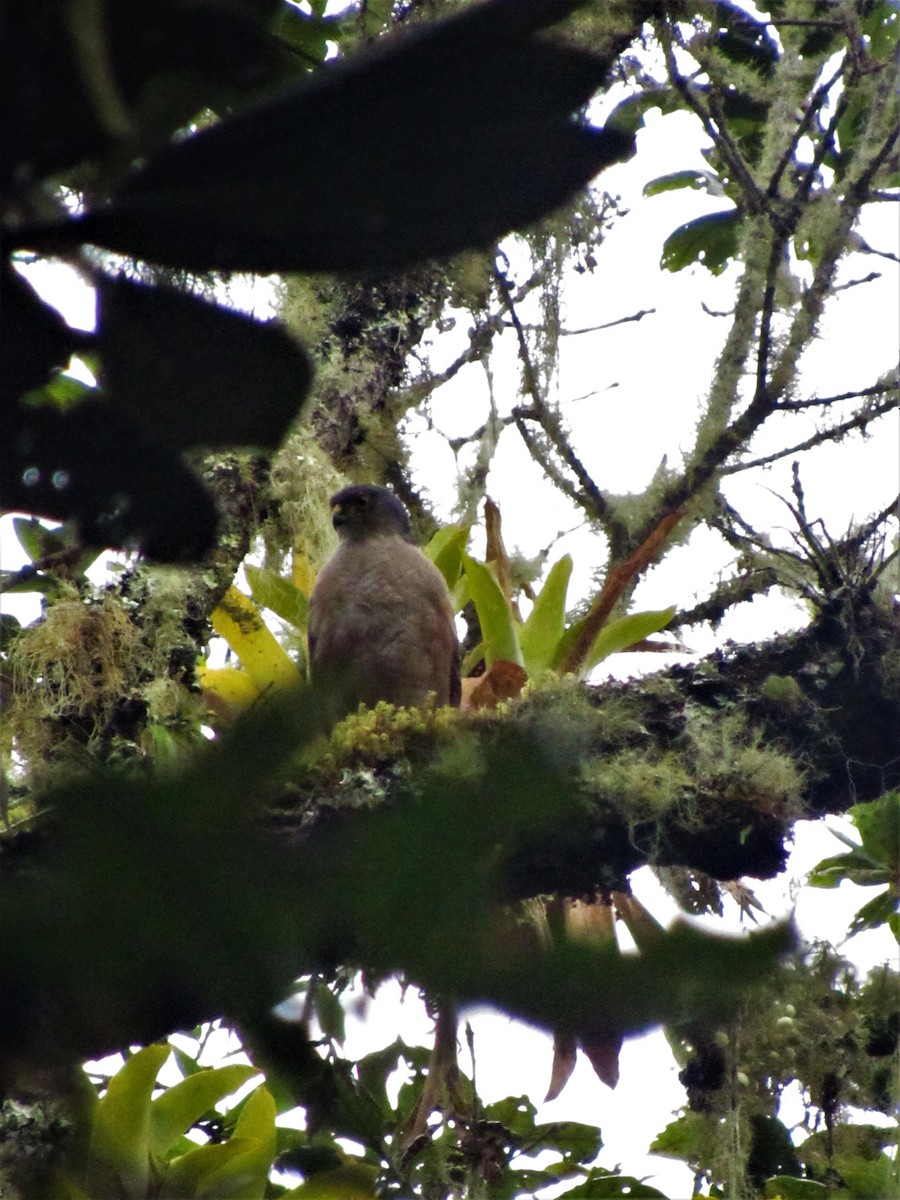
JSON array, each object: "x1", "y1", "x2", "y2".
[{"x1": 308, "y1": 485, "x2": 461, "y2": 709}]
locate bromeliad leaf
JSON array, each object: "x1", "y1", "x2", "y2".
[
  {"x1": 460, "y1": 552, "x2": 523, "y2": 668},
  {"x1": 584, "y1": 606, "x2": 677, "y2": 672},
  {"x1": 211, "y1": 586, "x2": 301, "y2": 694},
  {"x1": 88, "y1": 1044, "x2": 171, "y2": 1197},
  {"x1": 423, "y1": 525, "x2": 469, "y2": 593},
  {"x1": 519, "y1": 554, "x2": 572, "y2": 675},
  {"x1": 245, "y1": 565, "x2": 310, "y2": 630},
  {"x1": 149, "y1": 1064, "x2": 261, "y2": 1160}
]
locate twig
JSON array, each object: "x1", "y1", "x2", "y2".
[
  {"x1": 720, "y1": 395, "x2": 899, "y2": 475},
  {"x1": 506, "y1": 308, "x2": 657, "y2": 337},
  {"x1": 774, "y1": 379, "x2": 897, "y2": 411}
]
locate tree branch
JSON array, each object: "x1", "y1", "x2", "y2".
[{"x1": 721, "y1": 395, "x2": 899, "y2": 475}]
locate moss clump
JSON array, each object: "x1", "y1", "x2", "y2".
[
  {"x1": 10, "y1": 596, "x2": 141, "y2": 765},
  {"x1": 7, "y1": 576, "x2": 207, "y2": 782},
  {"x1": 760, "y1": 673, "x2": 805, "y2": 711},
  {"x1": 301, "y1": 700, "x2": 461, "y2": 785},
  {"x1": 583, "y1": 749, "x2": 693, "y2": 823},
  {"x1": 686, "y1": 710, "x2": 804, "y2": 820}
]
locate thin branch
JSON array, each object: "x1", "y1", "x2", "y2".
[
  {"x1": 774, "y1": 378, "x2": 898, "y2": 411},
  {"x1": 766, "y1": 57, "x2": 847, "y2": 202},
  {"x1": 494, "y1": 265, "x2": 609, "y2": 522},
  {"x1": 721, "y1": 396, "x2": 899, "y2": 475},
  {"x1": 674, "y1": 568, "x2": 781, "y2": 630},
  {"x1": 754, "y1": 232, "x2": 788, "y2": 401},
  {"x1": 659, "y1": 23, "x2": 765, "y2": 214},
  {"x1": 511, "y1": 410, "x2": 586, "y2": 512},
  {"x1": 406, "y1": 313, "x2": 502, "y2": 403},
  {"x1": 833, "y1": 271, "x2": 882, "y2": 292},
  {"x1": 556, "y1": 309, "x2": 656, "y2": 336}
]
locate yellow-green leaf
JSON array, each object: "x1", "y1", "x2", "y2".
[
  {"x1": 519, "y1": 554, "x2": 572, "y2": 675},
  {"x1": 584, "y1": 606, "x2": 677, "y2": 672},
  {"x1": 424, "y1": 525, "x2": 469, "y2": 592},
  {"x1": 161, "y1": 1139, "x2": 258, "y2": 1199},
  {"x1": 211, "y1": 586, "x2": 300, "y2": 693},
  {"x1": 197, "y1": 1087, "x2": 277, "y2": 1200},
  {"x1": 150, "y1": 1065, "x2": 261, "y2": 1160},
  {"x1": 460, "y1": 553, "x2": 523, "y2": 668},
  {"x1": 245, "y1": 565, "x2": 309, "y2": 630},
  {"x1": 89, "y1": 1044, "x2": 171, "y2": 1197},
  {"x1": 198, "y1": 666, "x2": 261, "y2": 710}
]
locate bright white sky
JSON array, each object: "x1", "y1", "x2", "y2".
[{"x1": 3, "y1": 49, "x2": 898, "y2": 1200}]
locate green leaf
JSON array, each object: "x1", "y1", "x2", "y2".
[
  {"x1": 281, "y1": 1160, "x2": 379, "y2": 1197},
  {"x1": 0, "y1": 612, "x2": 22, "y2": 651},
  {"x1": 806, "y1": 852, "x2": 874, "y2": 888},
  {"x1": 643, "y1": 170, "x2": 723, "y2": 198},
  {"x1": 848, "y1": 890, "x2": 899, "y2": 939},
  {"x1": 245, "y1": 565, "x2": 310, "y2": 629},
  {"x1": 650, "y1": 1112, "x2": 708, "y2": 1161},
  {"x1": 150, "y1": 1064, "x2": 261, "y2": 1160},
  {"x1": 584, "y1": 606, "x2": 676, "y2": 672},
  {"x1": 605, "y1": 86, "x2": 680, "y2": 136},
  {"x1": 535, "y1": 1119, "x2": 603, "y2": 1164},
  {"x1": 460, "y1": 552, "x2": 524, "y2": 667},
  {"x1": 355, "y1": 1039, "x2": 409, "y2": 1118},
  {"x1": 850, "y1": 792, "x2": 899, "y2": 870},
  {"x1": 483, "y1": 1094, "x2": 537, "y2": 1133},
  {"x1": 313, "y1": 981, "x2": 346, "y2": 1044},
  {"x1": 89, "y1": 1044, "x2": 171, "y2": 1196},
  {"x1": 520, "y1": 554, "x2": 572, "y2": 675},
  {"x1": 22, "y1": 372, "x2": 95, "y2": 411},
  {"x1": 661, "y1": 210, "x2": 741, "y2": 274},
  {"x1": 12, "y1": 515, "x2": 70, "y2": 563},
  {"x1": 423, "y1": 524, "x2": 469, "y2": 593}
]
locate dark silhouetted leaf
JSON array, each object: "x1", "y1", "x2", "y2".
[
  {"x1": 0, "y1": 396, "x2": 217, "y2": 560},
  {"x1": 0, "y1": 0, "x2": 304, "y2": 187},
  {"x1": 1, "y1": 261, "x2": 78, "y2": 403},
  {"x1": 17, "y1": 0, "x2": 634, "y2": 273},
  {"x1": 98, "y1": 275, "x2": 312, "y2": 452},
  {"x1": 0, "y1": 687, "x2": 794, "y2": 1073}
]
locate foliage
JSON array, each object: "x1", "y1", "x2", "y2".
[
  {"x1": 808, "y1": 793, "x2": 900, "y2": 943},
  {"x1": 1, "y1": 0, "x2": 898, "y2": 1197},
  {"x1": 55, "y1": 1046, "x2": 268, "y2": 1200},
  {"x1": 1, "y1": 0, "x2": 634, "y2": 562}
]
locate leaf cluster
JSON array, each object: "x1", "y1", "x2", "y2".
[{"x1": 1, "y1": 0, "x2": 636, "y2": 562}]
